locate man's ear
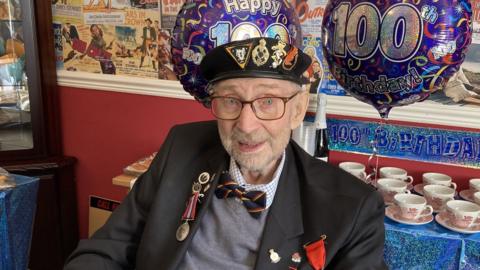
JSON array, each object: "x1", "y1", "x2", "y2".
[{"x1": 290, "y1": 90, "x2": 309, "y2": 130}]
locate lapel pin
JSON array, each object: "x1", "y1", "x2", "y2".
[
  {"x1": 198, "y1": 172, "x2": 210, "y2": 184},
  {"x1": 269, "y1": 249, "x2": 281, "y2": 263},
  {"x1": 291, "y1": 252, "x2": 302, "y2": 263}
]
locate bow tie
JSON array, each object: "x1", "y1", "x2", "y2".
[{"x1": 215, "y1": 172, "x2": 266, "y2": 218}]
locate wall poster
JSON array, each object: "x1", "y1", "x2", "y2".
[{"x1": 53, "y1": 0, "x2": 182, "y2": 80}]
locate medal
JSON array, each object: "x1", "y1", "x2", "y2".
[
  {"x1": 176, "y1": 171, "x2": 211, "y2": 242},
  {"x1": 176, "y1": 222, "x2": 190, "y2": 241}
]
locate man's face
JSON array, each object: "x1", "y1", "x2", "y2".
[
  {"x1": 214, "y1": 78, "x2": 308, "y2": 174},
  {"x1": 91, "y1": 26, "x2": 100, "y2": 37}
]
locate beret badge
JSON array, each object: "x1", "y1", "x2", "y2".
[
  {"x1": 200, "y1": 37, "x2": 312, "y2": 85},
  {"x1": 225, "y1": 42, "x2": 253, "y2": 69}
]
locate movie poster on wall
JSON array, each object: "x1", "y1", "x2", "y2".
[
  {"x1": 160, "y1": 0, "x2": 185, "y2": 29},
  {"x1": 53, "y1": 0, "x2": 178, "y2": 80},
  {"x1": 294, "y1": 0, "x2": 346, "y2": 96},
  {"x1": 471, "y1": 0, "x2": 480, "y2": 44},
  {"x1": 460, "y1": 0, "x2": 480, "y2": 100}
]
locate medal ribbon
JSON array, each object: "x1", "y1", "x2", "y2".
[
  {"x1": 181, "y1": 192, "x2": 199, "y2": 221},
  {"x1": 304, "y1": 236, "x2": 326, "y2": 270}
]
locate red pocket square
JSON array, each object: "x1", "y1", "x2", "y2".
[{"x1": 304, "y1": 235, "x2": 327, "y2": 270}]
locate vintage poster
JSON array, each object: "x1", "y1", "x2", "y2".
[
  {"x1": 295, "y1": 0, "x2": 346, "y2": 96},
  {"x1": 53, "y1": 0, "x2": 178, "y2": 80},
  {"x1": 453, "y1": 0, "x2": 480, "y2": 105},
  {"x1": 294, "y1": 0, "x2": 326, "y2": 37},
  {"x1": 303, "y1": 36, "x2": 345, "y2": 96},
  {"x1": 160, "y1": 0, "x2": 185, "y2": 29},
  {"x1": 130, "y1": 0, "x2": 159, "y2": 9},
  {"x1": 52, "y1": 1, "x2": 83, "y2": 24},
  {"x1": 472, "y1": 0, "x2": 480, "y2": 44}
]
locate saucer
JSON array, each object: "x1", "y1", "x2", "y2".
[
  {"x1": 413, "y1": 183, "x2": 425, "y2": 195},
  {"x1": 435, "y1": 211, "x2": 480, "y2": 234},
  {"x1": 459, "y1": 189, "x2": 476, "y2": 203},
  {"x1": 385, "y1": 205, "x2": 433, "y2": 225},
  {"x1": 414, "y1": 183, "x2": 458, "y2": 196}
]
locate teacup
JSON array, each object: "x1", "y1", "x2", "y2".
[
  {"x1": 474, "y1": 192, "x2": 480, "y2": 206},
  {"x1": 422, "y1": 172, "x2": 457, "y2": 190},
  {"x1": 339, "y1": 161, "x2": 367, "y2": 181},
  {"x1": 379, "y1": 167, "x2": 413, "y2": 185},
  {"x1": 469, "y1": 179, "x2": 480, "y2": 192},
  {"x1": 423, "y1": 184, "x2": 455, "y2": 211},
  {"x1": 393, "y1": 193, "x2": 433, "y2": 220},
  {"x1": 446, "y1": 200, "x2": 480, "y2": 229},
  {"x1": 377, "y1": 178, "x2": 411, "y2": 203}
]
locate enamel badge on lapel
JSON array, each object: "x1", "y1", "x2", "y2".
[
  {"x1": 288, "y1": 252, "x2": 302, "y2": 269},
  {"x1": 269, "y1": 249, "x2": 281, "y2": 263},
  {"x1": 176, "y1": 171, "x2": 212, "y2": 242}
]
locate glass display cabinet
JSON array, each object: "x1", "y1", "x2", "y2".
[{"x1": 0, "y1": 1, "x2": 78, "y2": 269}]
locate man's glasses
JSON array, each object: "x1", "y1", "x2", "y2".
[{"x1": 208, "y1": 92, "x2": 300, "y2": 120}]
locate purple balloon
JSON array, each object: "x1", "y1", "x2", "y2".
[
  {"x1": 322, "y1": 0, "x2": 473, "y2": 118},
  {"x1": 171, "y1": 0, "x2": 302, "y2": 103}
]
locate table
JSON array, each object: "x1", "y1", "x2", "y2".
[
  {"x1": 0, "y1": 174, "x2": 39, "y2": 270},
  {"x1": 385, "y1": 217, "x2": 480, "y2": 269}
]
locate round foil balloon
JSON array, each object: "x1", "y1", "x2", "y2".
[
  {"x1": 322, "y1": 0, "x2": 472, "y2": 118},
  {"x1": 171, "y1": 0, "x2": 302, "y2": 103}
]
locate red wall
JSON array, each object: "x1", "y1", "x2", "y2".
[
  {"x1": 59, "y1": 86, "x2": 480, "y2": 239},
  {"x1": 59, "y1": 86, "x2": 213, "y2": 238}
]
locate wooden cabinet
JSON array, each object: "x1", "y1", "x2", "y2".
[
  {"x1": 0, "y1": 1, "x2": 78, "y2": 269},
  {"x1": 4, "y1": 158, "x2": 78, "y2": 270}
]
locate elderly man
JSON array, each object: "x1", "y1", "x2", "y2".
[{"x1": 64, "y1": 37, "x2": 386, "y2": 270}]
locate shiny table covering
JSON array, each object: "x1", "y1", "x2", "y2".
[
  {"x1": 385, "y1": 217, "x2": 480, "y2": 270},
  {"x1": 0, "y1": 175, "x2": 39, "y2": 270}
]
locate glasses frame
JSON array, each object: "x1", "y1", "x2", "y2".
[{"x1": 209, "y1": 91, "x2": 301, "y2": 120}]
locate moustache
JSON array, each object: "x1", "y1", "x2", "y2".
[{"x1": 231, "y1": 129, "x2": 268, "y2": 144}]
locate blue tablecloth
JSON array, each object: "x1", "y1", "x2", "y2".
[
  {"x1": 0, "y1": 174, "x2": 39, "y2": 270},
  {"x1": 385, "y1": 217, "x2": 480, "y2": 270}
]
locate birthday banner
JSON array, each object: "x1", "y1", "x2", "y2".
[{"x1": 325, "y1": 118, "x2": 480, "y2": 168}]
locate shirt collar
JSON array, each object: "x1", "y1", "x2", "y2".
[{"x1": 228, "y1": 150, "x2": 285, "y2": 209}]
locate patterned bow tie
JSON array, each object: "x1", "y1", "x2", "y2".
[{"x1": 215, "y1": 172, "x2": 266, "y2": 218}]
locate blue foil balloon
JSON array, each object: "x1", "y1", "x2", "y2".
[
  {"x1": 322, "y1": 0, "x2": 473, "y2": 118},
  {"x1": 171, "y1": 0, "x2": 302, "y2": 103}
]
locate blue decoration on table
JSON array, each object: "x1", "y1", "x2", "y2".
[
  {"x1": 0, "y1": 175, "x2": 39, "y2": 270},
  {"x1": 384, "y1": 217, "x2": 480, "y2": 269},
  {"x1": 322, "y1": 0, "x2": 472, "y2": 118},
  {"x1": 322, "y1": 118, "x2": 480, "y2": 168}
]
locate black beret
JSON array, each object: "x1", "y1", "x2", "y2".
[{"x1": 200, "y1": 37, "x2": 312, "y2": 85}]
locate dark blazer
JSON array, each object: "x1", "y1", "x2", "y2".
[{"x1": 65, "y1": 121, "x2": 387, "y2": 270}]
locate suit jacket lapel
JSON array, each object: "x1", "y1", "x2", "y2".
[
  {"x1": 255, "y1": 145, "x2": 305, "y2": 270},
  {"x1": 160, "y1": 144, "x2": 229, "y2": 270}
]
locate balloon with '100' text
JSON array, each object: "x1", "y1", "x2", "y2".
[{"x1": 322, "y1": 0, "x2": 473, "y2": 118}]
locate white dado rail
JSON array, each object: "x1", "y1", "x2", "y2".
[{"x1": 57, "y1": 70, "x2": 480, "y2": 130}]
